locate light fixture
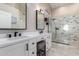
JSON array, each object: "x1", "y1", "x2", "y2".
[{"x1": 40, "y1": 9, "x2": 44, "y2": 14}]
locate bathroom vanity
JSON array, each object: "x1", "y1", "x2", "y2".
[
  {"x1": 0, "y1": 33, "x2": 51, "y2": 56},
  {"x1": 0, "y1": 4, "x2": 51, "y2": 56}
]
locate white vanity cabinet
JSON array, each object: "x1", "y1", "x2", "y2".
[
  {"x1": 0, "y1": 33, "x2": 51, "y2": 56},
  {"x1": 0, "y1": 41, "x2": 29, "y2": 56}
]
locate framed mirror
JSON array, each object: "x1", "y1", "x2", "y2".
[
  {"x1": 0, "y1": 3, "x2": 27, "y2": 30},
  {"x1": 36, "y1": 10, "x2": 45, "y2": 30}
]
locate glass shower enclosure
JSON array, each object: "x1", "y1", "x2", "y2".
[{"x1": 49, "y1": 16, "x2": 79, "y2": 45}]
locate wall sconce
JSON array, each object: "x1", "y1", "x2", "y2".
[
  {"x1": 44, "y1": 17, "x2": 48, "y2": 22},
  {"x1": 46, "y1": 22, "x2": 49, "y2": 25},
  {"x1": 40, "y1": 9, "x2": 44, "y2": 14},
  {"x1": 36, "y1": 9, "x2": 44, "y2": 14},
  {"x1": 44, "y1": 17, "x2": 49, "y2": 25}
]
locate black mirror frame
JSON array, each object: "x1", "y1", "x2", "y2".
[
  {"x1": 36, "y1": 10, "x2": 45, "y2": 30},
  {"x1": 0, "y1": 3, "x2": 27, "y2": 30}
]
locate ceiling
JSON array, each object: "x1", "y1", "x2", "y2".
[{"x1": 49, "y1": 3, "x2": 75, "y2": 10}]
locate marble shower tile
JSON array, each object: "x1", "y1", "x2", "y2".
[{"x1": 52, "y1": 16, "x2": 79, "y2": 44}]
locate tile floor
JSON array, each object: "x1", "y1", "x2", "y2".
[{"x1": 47, "y1": 41, "x2": 79, "y2": 56}]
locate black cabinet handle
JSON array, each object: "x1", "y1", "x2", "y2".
[
  {"x1": 32, "y1": 52, "x2": 34, "y2": 54},
  {"x1": 41, "y1": 38, "x2": 44, "y2": 39},
  {"x1": 32, "y1": 43, "x2": 34, "y2": 45},
  {"x1": 26, "y1": 44, "x2": 28, "y2": 51}
]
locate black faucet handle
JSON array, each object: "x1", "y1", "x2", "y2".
[
  {"x1": 8, "y1": 34, "x2": 12, "y2": 38},
  {"x1": 19, "y1": 33, "x2": 21, "y2": 36}
]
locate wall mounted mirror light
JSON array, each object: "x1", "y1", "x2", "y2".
[
  {"x1": 0, "y1": 3, "x2": 27, "y2": 30},
  {"x1": 36, "y1": 10, "x2": 45, "y2": 30}
]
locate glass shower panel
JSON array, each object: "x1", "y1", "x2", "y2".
[{"x1": 49, "y1": 16, "x2": 79, "y2": 44}]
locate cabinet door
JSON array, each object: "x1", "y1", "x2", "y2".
[
  {"x1": 45, "y1": 34, "x2": 51, "y2": 51},
  {"x1": 0, "y1": 41, "x2": 28, "y2": 56},
  {"x1": 29, "y1": 38, "x2": 37, "y2": 56}
]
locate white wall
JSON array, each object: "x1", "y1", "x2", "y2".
[
  {"x1": 52, "y1": 4, "x2": 79, "y2": 17},
  {"x1": 27, "y1": 3, "x2": 52, "y2": 32}
]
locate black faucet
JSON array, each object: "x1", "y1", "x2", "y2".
[{"x1": 14, "y1": 32, "x2": 18, "y2": 37}]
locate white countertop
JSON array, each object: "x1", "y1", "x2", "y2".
[
  {"x1": 0, "y1": 36, "x2": 37, "y2": 48},
  {"x1": 0, "y1": 33, "x2": 50, "y2": 48}
]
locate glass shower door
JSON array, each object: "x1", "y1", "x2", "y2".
[{"x1": 49, "y1": 17, "x2": 71, "y2": 44}]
